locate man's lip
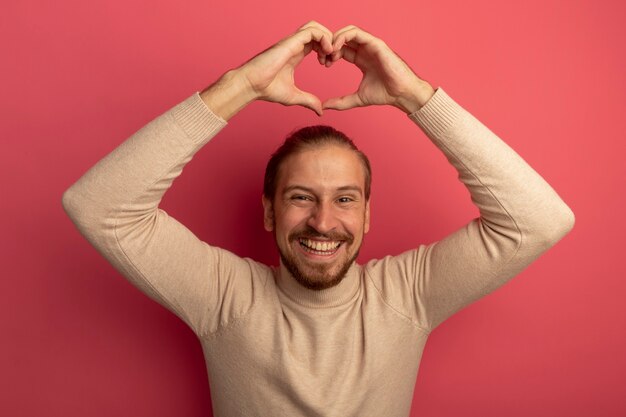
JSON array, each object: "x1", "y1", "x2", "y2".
[
  {"x1": 292, "y1": 235, "x2": 350, "y2": 242},
  {"x1": 297, "y1": 237, "x2": 344, "y2": 242},
  {"x1": 295, "y1": 238, "x2": 343, "y2": 258}
]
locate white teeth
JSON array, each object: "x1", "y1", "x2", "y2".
[{"x1": 300, "y1": 238, "x2": 340, "y2": 252}]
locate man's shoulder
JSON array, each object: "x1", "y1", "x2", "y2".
[
  {"x1": 357, "y1": 246, "x2": 428, "y2": 296},
  {"x1": 358, "y1": 246, "x2": 430, "y2": 332},
  {"x1": 206, "y1": 244, "x2": 275, "y2": 281},
  {"x1": 360, "y1": 245, "x2": 427, "y2": 276}
]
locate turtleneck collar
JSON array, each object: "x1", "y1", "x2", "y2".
[{"x1": 274, "y1": 261, "x2": 361, "y2": 308}]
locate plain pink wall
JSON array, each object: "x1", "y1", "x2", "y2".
[{"x1": 2, "y1": 0, "x2": 624, "y2": 415}]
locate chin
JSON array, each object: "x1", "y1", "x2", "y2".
[
  {"x1": 295, "y1": 270, "x2": 345, "y2": 291},
  {"x1": 280, "y1": 250, "x2": 359, "y2": 291}
]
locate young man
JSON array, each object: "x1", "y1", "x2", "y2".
[{"x1": 62, "y1": 21, "x2": 574, "y2": 417}]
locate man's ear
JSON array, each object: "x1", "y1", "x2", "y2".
[
  {"x1": 364, "y1": 199, "x2": 371, "y2": 234},
  {"x1": 262, "y1": 195, "x2": 274, "y2": 232}
]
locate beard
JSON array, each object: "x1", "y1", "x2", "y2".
[{"x1": 277, "y1": 225, "x2": 361, "y2": 291}]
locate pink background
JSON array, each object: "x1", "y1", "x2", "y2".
[{"x1": 2, "y1": 0, "x2": 625, "y2": 415}]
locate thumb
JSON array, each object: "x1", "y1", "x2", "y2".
[
  {"x1": 292, "y1": 88, "x2": 323, "y2": 116},
  {"x1": 322, "y1": 94, "x2": 362, "y2": 111}
]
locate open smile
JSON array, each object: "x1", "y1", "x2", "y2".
[{"x1": 298, "y1": 238, "x2": 343, "y2": 256}]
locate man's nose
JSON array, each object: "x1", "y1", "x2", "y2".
[{"x1": 307, "y1": 202, "x2": 338, "y2": 234}]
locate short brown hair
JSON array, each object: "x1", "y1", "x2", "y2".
[{"x1": 263, "y1": 125, "x2": 372, "y2": 201}]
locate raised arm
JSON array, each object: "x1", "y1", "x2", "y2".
[
  {"x1": 324, "y1": 25, "x2": 575, "y2": 331},
  {"x1": 61, "y1": 21, "x2": 336, "y2": 337}
]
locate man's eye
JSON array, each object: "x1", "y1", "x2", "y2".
[
  {"x1": 292, "y1": 195, "x2": 312, "y2": 201},
  {"x1": 338, "y1": 197, "x2": 354, "y2": 203}
]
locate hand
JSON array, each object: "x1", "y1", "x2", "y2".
[
  {"x1": 322, "y1": 25, "x2": 435, "y2": 114},
  {"x1": 236, "y1": 21, "x2": 335, "y2": 116}
]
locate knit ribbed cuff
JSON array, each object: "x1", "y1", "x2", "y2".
[
  {"x1": 407, "y1": 87, "x2": 462, "y2": 139},
  {"x1": 170, "y1": 92, "x2": 228, "y2": 144}
]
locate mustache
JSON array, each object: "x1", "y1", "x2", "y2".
[{"x1": 288, "y1": 225, "x2": 354, "y2": 243}]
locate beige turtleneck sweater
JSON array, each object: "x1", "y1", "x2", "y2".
[{"x1": 61, "y1": 87, "x2": 575, "y2": 417}]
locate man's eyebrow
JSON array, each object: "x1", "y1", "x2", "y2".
[
  {"x1": 336, "y1": 185, "x2": 363, "y2": 194},
  {"x1": 282, "y1": 185, "x2": 363, "y2": 195},
  {"x1": 282, "y1": 185, "x2": 314, "y2": 194}
]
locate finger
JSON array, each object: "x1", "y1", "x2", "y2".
[
  {"x1": 322, "y1": 93, "x2": 362, "y2": 111},
  {"x1": 294, "y1": 29, "x2": 333, "y2": 67},
  {"x1": 330, "y1": 37, "x2": 359, "y2": 57},
  {"x1": 303, "y1": 42, "x2": 313, "y2": 56},
  {"x1": 332, "y1": 26, "x2": 379, "y2": 52},
  {"x1": 329, "y1": 26, "x2": 370, "y2": 63},
  {"x1": 311, "y1": 42, "x2": 324, "y2": 64},
  {"x1": 298, "y1": 20, "x2": 333, "y2": 37},
  {"x1": 311, "y1": 42, "x2": 332, "y2": 66},
  {"x1": 331, "y1": 25, "x2": 358, "y2": 44},
  {"x1": 329, "y1": 44, "x2": 357, "y2": 64},
  {"x1": 279, "y1": 27, "x2": 329, "y2": 61},
  {"x1": 297, "y1": 22, "x2": 334, "y2": 55},
  {"x1": 331, "y1": 25, "x2": 359, "y2": 49},
  {"x1": 292, "y1": 88, "x2": 323, "y2": 116},
  {"x1": 299, "y1": 21, "x2": 334, "y2": 48}
]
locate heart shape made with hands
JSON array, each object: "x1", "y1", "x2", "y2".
[
  {"x1": 296, "y1": 39, "x2": 382, "y2": 115},
  {"x1": 285, "y1": 33, "x2": 414, "y2": 116},
  {"x1": 253, "y1": 29, "x2": 375, "y2": 117},
  {"x1": 293, "y1": 48, "x2": 363, "y2": 115},
  {"x1": 244, "y1": 24, "x2": 431, "y2": 117}
]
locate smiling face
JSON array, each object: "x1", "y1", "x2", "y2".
[{"x1": 263, "y1": 143, "x2": 371, "y2": 290}]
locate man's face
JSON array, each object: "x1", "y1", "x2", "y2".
[{"x1": 262, "y1": 144, "x2": 370, "y2": 290}]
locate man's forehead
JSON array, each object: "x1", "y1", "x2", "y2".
[{"x1": 276, "y1": 145, "x2": 367, "y2": 192}]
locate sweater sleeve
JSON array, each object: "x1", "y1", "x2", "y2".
[
  {"x1": 61, "y1": 93, "x2": 269, "y2": 338},
  {"x1": 368, "y1": 87, "x2": 575, "y2": 333}
]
